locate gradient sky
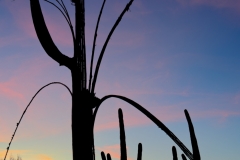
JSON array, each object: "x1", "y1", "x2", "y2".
[{"x1": 0, "y1": 0, "x2": 240, "y2": 160}]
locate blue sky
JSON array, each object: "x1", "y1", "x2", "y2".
[{"x1": 0, "y1": 0, "x2": 240, "y2": 160}]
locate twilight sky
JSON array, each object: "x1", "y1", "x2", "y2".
[{"x1": 0, "y1": 0, "x2": 240, "y2": 160}]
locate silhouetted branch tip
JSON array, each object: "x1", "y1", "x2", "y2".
[
  {"x1": 107, "y1": 153, "x2": 112, "y2": 160},
  {"x1": 101, "y1": 151, "x2": 106, "y2": 160},
  {"x1": 137, "y1": 143, "x2": 142, "y2": 160},
  {"x1": 172, "y1": 146, "x2": 178, "y2": 160}
]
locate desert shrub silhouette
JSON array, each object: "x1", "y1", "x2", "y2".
[
  {"x1": 1, "y1": 155, "x2": 22, "y2": 160},
  {"x1": 4, "y1": 0, "x2": 201, "y2": 160}
]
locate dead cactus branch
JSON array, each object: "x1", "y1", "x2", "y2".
[
  {"x1": 89, "y1": 0, "x2": 106, "y2": 91},
  {"x1": 4, "y1": 82, "x2": 71, "y2": 160},
  {"x1": 91, "y1": 0, "x2": 135, "y2": 94}
]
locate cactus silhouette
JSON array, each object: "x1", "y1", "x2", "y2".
[
  {"x1": 101, "y1": 152, "x2": 106, "y2": 160},
  {"x1": 119, "y1": 109, "x2": 127, "y2": 160},
  {"x1": 106, "y1": 153, "x2": 112, "y2": 160},
  {"x1": 5, "y1": 0, "x2": 201, "y2": 160},
  {"x1": 137, "y1": 143, "x2": 142, "y2": 160},
  {"x1": 172, "y1": 146, "x2": 178, "y2": 160}
]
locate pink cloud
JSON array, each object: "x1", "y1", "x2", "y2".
[
  {"x1": 233, "y1": 93, "x2": 240, "y2": 104},
  {"x1": 0, "y1": 80, "x2": 24, "y2": 102},
  {"x1": 191, "y1": 109, "x2": 240, "y2": 123},
  {"x1": 4, "y1": 0, "x2": 74, "y2": 49},
  {"x1": 36, "y1": 154, "x2": 53, "y2": 160},
  {"x1": 0, "y1": 35, "x2": 26, "y2": 48},
  {"x1": 95, "y1": 77, "x2": 191, "y2": 101},
  {"x1": 4, "y1": 0, "x2": 147, "y2": 52},
  {"x1": 94, "y1": 97, "x2": 240, "y2": 132},
  {"x1": 0, "y1": 117, "x2": 14, "y2": 143},
  {"x1": 97, "y1": 144, "x2": 133, "y2": 160},
  {"x1": 94, "y1": 103, "x2": 186, "y2": 132},
  {"x1": 0, "y1": 55, "x2": 53, "y2": 105},
  {"x1": 40, "y1": 14, "x2": 74, "y2": 48},
  {"x1": 0, "y1": 55, "x2": 70, "y2": 141},
  {"x1": 1, "y1": 0, "x2": 36, "y2": 46}
]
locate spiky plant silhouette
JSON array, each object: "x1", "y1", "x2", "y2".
[
  {"x1": 5, "y1": 0, "x2": 201, "y2": 160},
  {"x1": 1, "y1": 155, "x2": 22, "y2": 160}
]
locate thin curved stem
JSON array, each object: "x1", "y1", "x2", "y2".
[
  {"x1": 89, "y1": 0, "x2": 106, "y2": 91},
  {"x1": 44, "y1": 0, "x2": 71, "y2": 25},
  {"x1": 93, "y1": 95, "x2": 193, "y2": 160},
  {"x1": 57, "y1": 0, "x2": 69, "y2": 17},
  {"x1": 4, "y1": 82, "x2": 72, "y2": 160},
  {"x1": 91, "y1": 0, "x2": 134, "y2": 94},
  {"x1": 57, "y1": 0, "x2": 75, "y2": 40},
  {"x1": 44, "y1": 0, "x2": 75, "y2": 45}
]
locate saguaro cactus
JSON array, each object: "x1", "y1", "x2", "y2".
[
  {"x1": 29, "y1": 0, "x2": 135, "y2": 159},
  {"x1": 13, "y1": 0, "x2": 203, "y2": 160}
]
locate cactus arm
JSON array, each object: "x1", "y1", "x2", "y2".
[
  {"x1": 137, "y1": 143, "x2": 142, "y2": 160},
  {"x1": 118, "y1": 109, "x2": 127, "y2": 160},
  {"x1": 184, "y1": 110, "x2": 201, "y2": 160},
  {"x1": 30, "y1": 0, "x2": 72, "y2": 68},
  {"x1": 106, "y1": 153, "x2": 112, "y2": 160},
  {"x1": 89, "y1": 0, "x2": 106, "y2": 91},
  {"x1": 172, "y1": 146, "x2": 178, "y2": 160},
  {"x1": 91, "y1": 0, "x2": 134, "y2": 94},
  {"x1": 93, "y1": 95, "x2": 194, "y2": 160},
  {"x1": 101, "y1": 151, "x2": 107, "y2": 160}
]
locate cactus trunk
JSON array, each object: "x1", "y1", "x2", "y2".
[{"x1": 71, "y1": 70, "x2": 93, "y2": 160}]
